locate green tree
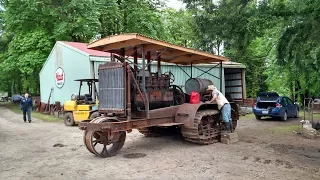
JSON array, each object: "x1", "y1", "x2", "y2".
[
  {"x1": 0, "y1": 0, "x2": 101, "y2": 94},
  {"x1": 183, "y1": 0, "x2": 271, "y2": 97},
  {"x1": 0, "y1": 0, "x2": 169, "y2": 95},
  {"x1": 160, "y1": 8, "x2": 198, "y2": 47},
  {"x1": 275, "y1": 0, "x2": 320, "y2": 100}
]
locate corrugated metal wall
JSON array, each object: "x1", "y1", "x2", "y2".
[
  {"x1": 224, "y1": 68, "x2": 244, "y2": 102},
  {"x1": 93, "y1": 61, "x2": 107, "y2": 79},
  {"x1": 150, "y1": 64, "x2": 224, "y2": 93}
]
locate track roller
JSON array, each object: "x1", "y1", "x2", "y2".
[{"x1": 181, "y1": 110, "x2": 221, "y2": 144}]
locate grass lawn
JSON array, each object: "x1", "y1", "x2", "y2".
[
  {"x1": 1, "y1": 102, "x2": 63, "y2": 122},
  {"x1": 269, "y1": 124, "x2": 303, "y2": 134},
  {"x1": 299, "y1": 111, "x2": 320, "y2": 120}
]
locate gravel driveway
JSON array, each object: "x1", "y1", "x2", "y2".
[{"x1": 0, "y1": 105, "x2": 319, "y2": 180}]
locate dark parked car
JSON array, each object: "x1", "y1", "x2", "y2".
[
  {"x1": 11, "y1": 94, "x2": 24, "y2": 103},
  {"x1": 253, "y1": 92, "x2": 299, "y2": 121}
]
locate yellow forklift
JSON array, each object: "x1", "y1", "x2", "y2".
[{"x1": 63, "y1": 79, "x2": 100, "y2": 126}]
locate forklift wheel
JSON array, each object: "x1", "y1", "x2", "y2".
[
  {"x1": 89, "y1": 111, "x2": 100, "y2": 120},
  {"x1": 64, "y1": 112, "x2": 75, "y2": 126}
]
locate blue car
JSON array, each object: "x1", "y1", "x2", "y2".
[{"x1": 253, "y1": 92, "x2": 299, "y2": 121}]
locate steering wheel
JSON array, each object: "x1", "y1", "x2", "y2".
[
  {"x1": 169, "y1": 85, "x2": 185, "y2": 105},
  {"x1": 164, "y1": 71, "x2": 175, "y2": 84}
]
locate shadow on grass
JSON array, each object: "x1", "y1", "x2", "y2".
[{"x1": 0, "y1": 102, "x2": 63, "y2": 122}]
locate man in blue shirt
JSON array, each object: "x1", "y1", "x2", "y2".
[{"x1": 20, "y1": 93, "x2": 33, "y2": 123}]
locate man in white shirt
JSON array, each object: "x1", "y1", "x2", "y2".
[{"x1": 206, "y1": 85, "x2": 232, "y2": 133}]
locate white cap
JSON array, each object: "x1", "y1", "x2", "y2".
[{"x1": 207, "y1": 85, "x2": 215, "y2": 91}]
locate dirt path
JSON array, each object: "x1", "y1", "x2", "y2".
[{"x1": 0, "y1": 106, "x2": 319, "y2": 180}]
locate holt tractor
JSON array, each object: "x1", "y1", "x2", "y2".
[{"x1": 79, "y1": 34, "x2": 239, "y2": 157}]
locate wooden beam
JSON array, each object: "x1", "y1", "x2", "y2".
[
  {"x1": 102, "y1": 39, "x2": 142, "y2": 51},
  {"x1": 143, "y1": 44, "x2": 166, "y2": 52},
  {"x1": 88, "y1": 33, "x2": 230, "y2": 62},
  {"x1": 168, "y1": 54, "x2": 202, "y2": 63},
  {"x1": 88, "y1": 34, "x2": 138, "y2": 48},
  {"x1": 137, "y1": 34, "x2": 229, "y2": 61}
]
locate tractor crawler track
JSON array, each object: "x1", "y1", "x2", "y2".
[{"x1": 181, "y1": 110, "x2": 221, "y2": 145}]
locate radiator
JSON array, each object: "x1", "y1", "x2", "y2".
[{"x1": 98, "y1": 64, "x2": 125, "y2": 111}]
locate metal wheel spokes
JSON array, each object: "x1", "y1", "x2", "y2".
[
  {"x1": 85, "y1": 130, "x2": 126, "y2": 158},
  {"x1": 83, "y1": 117, "x2": 126, "y2": 158},
  {"x1": 83, "y1": 117, "x2": 103, "y2": 154}
]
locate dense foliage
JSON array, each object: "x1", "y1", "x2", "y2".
[
  {"x1": 0, "y1": 0, "x2": 168, "y2": 94},
  {"x1": 183, "y1": 0, "x2": 320, "y2": 102},
  {"x1": 0, "y1": 0, "x2": 319, "y2": 103}
]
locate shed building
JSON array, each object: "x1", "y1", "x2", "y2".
[
  {"x1": 40, "y1": 41, "x2": 246, "y2": 105},
  {"x1": 39, "y1": 41, "x2": 110, "y2": 106}
]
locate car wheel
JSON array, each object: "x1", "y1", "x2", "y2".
[
  {"x1": 281, "y1": 111, "x2": 288, "y2": 121},
  {"x1": 255, "y1": 115, "x2": 262, "y2": 120},
  {"x1": 64, "y1": 112, "x2": 75, "y2": 126}
]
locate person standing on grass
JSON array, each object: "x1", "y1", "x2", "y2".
[{"x1": 20, "y1": 93, "x2": 33, "y2": 123}]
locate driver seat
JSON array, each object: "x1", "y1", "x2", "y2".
[{"x1": 84, "y1": 94, "x2": 94, "y2": 104}]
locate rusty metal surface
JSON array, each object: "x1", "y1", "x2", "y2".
[
  {"x1": 313, "y1": 102, "x2": 320, "y2": 114},
  {"x1": 181, "y1": 109, "x2": 221, "y2": 144},
  {"x1": 79, "y1": 117, "x2": 174, "y2": 133},
  {"x1": 39, "y1": 102, "x2": 46, "y2": 112},
  {"x1": 98, "y1": 62, "x2": 123, "y2": 69},
  {"x1": 174, "y1": 103, "x2": 203, "y2": 126},
  {"x1": 149, "y1": 105, "x2": 180, "y2": 119},
  {"x1": 156, "y1": 122, "x2": 184, "y2": 127},
  {"x1": 84, "y1": 117, "x2": 126, "y2": 157},
  {"x1": 126, "y1": 64, "x2": 131, "y2": 120}
]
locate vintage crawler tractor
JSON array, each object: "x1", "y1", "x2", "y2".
[{"x1": 79, "y1": 34, "x2": 240, "y2": 157}]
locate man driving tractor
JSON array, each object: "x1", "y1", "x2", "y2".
[{"x1": 206, "y1": 85, "x2": 232, "y2": 133}]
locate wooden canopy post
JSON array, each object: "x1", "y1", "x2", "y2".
[
  {"x1": 157, "y1": 52, "x2": 161, "y2": 76},
  {"x1": 120, "y1": 48, "x2": 125, "y2": 62},
  {"x1": 220, "y1": 61, "x2": 223, "y2": 92},
  {"x1": 147, "y1": 51, "x2": 151, "y2": 72},
  {"x1": 190, "y1": 63, "x2": 193, "y2": 78},
  {"x1": 141, "y1": 45, "x2": 150, "y2": 119},
  {"x1": 111, "y1": 53, "x2": 115, "y2": 62},
  {"x1": 134, "y1": 47, "x2": 138, "y2": 74}
]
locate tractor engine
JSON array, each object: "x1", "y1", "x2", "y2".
[
  {"x1": 97, "y1": 62, "x2": 182, "y2": 116},
  {"x1": 132, "y1": 70, "x2": 174, "y2": 111}
]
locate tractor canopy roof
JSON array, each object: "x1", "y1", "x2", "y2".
[{"x1": 87, "y1": 33, "x2": 229, "y2": 65}]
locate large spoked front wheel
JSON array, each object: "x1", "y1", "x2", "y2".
[{"x1": 84, "y1": 118, "x2": 126, "y2": 158}]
